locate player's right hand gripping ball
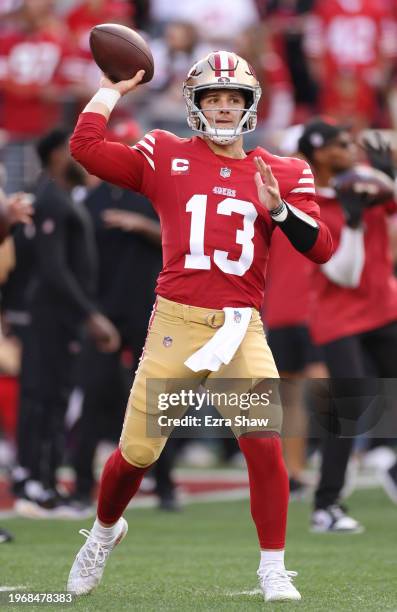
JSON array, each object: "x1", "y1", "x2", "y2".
[{"x1": 89, "y1": 23, "x2": 154, "y2": 84}]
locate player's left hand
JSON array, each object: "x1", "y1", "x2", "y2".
[{"x1": 254, "y1": 157, "x2": 282, "y2": 212}]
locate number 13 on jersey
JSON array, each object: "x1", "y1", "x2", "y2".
[{"x1": 184, "y1": 195, "x2": 258, "y2": 277}]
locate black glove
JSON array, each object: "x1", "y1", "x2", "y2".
[
  {"x1": 361, "y1": 132, "x2": 396, "y2": 180},
  {"x1": 335, "y1": 188, "x2": 372, "y2": 228}
]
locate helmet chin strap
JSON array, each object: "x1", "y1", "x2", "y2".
[
  {"x1": 202, "y1": 117, "x2": 242, "y2": 145},
  {"x1": 206, "y1": 132, "x2": 241, "y2": 145}
]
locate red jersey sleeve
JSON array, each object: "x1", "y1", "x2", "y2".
[
  {"x1": 284, "y1": 158, "x2": 334, "y2": 263},
  {"x1": 70, "y1": 111, "x2": 158, "y2": 200}
]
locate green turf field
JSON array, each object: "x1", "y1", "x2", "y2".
[{"x1": 0, "y1": 488, "x2": 396, "y2": 611}]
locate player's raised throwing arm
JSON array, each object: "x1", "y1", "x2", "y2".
[
  {"x1": 254, "y1": 156, "x2": 333, "y2": 263},
  {"x1": 70, "y1": 72, "x2": 149, "y2": 193}
]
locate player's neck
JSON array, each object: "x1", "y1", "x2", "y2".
[{"x1": 203, "y1": 136, "x2": 246, "y2": 159}]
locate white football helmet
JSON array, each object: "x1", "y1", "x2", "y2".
[{"x1": 183, "y1": 51, "x2": 261, "y2": 145}]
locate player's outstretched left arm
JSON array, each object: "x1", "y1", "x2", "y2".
[{"x1": 254, "y1": 156, "x2": 333, "y2": 264}]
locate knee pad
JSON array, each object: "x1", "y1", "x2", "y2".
[{"x1": 121, "y1": 440, "x2": 163, "y2": 468}]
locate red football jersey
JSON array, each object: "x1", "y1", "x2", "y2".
[
  {"x1": 262, "y1": 228, "x2": 314, "y2": 328},
  {"x1": 0, "y1": 27, "x2": 71, "y2": 137},
  {"x1": 66, "y1": 2, "x2": 132, "y2": 55},
  {"x1": 310, "y1": 188, "x2": 397, "y2": 345},
  {"x1": 305, "y1": 0, "x2": 397, "y2": 122},
  {"x1": 71, "y1": 112, "x2": 332, "y2": 310}
]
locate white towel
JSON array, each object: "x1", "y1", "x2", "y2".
[{"x1": 184, "y1": 307, "x2": 252, "y2": 372}]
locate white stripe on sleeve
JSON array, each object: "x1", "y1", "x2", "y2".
[
  {"x1": 132, "y1": 145, "x2": 155, "y2": 170},
  {"x1": 137, "y1": 139, "x2": 153, "y2": 154},
  {"x1": 290, "y1": 187, "x2": 316, "y2": 194}
]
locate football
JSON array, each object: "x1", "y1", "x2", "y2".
[
  {"x1": 331, "y1": 165, "x2": 395, "y2": 206},
  {"x1": 89, "y1": 23, "x2": 154, "y2": 84}
]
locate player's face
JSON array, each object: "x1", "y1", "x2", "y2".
[
  {"x1": 324, "y1": 132, "x2": 357, "y2": 173},
  {"x1": 199, "y1": 89, "x2": 246, "y2": 131}
]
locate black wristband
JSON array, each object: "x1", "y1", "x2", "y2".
[{"x1": 274, "y1": 200, "x2": 319, "y2": 253}]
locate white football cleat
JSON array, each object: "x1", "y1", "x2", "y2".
[
  {"x1": 258, "y1": 567, "x2": 302, "y2": 602},
  {"x1": 67, "y1": 517, "x2": 128, "y2": 595}
]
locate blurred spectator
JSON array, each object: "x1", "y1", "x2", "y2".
[
  {"x1": 12, "y1": 128, "x2": 119, "y2": 517},
  {"x1": 0, "y1": 0, "x2": 98, "y2": 192},
  {"x1": 235, "y1": 24, "x2": 294, "y2": 143},
  {"x1": 304, "y1": 0, "x2": 397, "y2": 128},
  {"x1": 150, "y1": 0, "x2": 259, "y2": 46},
  {"x1": 0, "y1": 162, "x2": 33, "y2": 545},
  {"x1": 264, "y1": 0, "x2": 317, "y2": 124},
  {"x1": 148, "y1": 21, "x2": 211, "y2": 132},
  {"x1": 65, "y1": 0, "x2": 133, "y2": 92}
]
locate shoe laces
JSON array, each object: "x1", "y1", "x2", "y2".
[
  {"x1": 77, "y1": 529, "x2": 112, "y2": 577},
  {"x1": 258, "y1": 567, "x2": 298, "y2": 591}
]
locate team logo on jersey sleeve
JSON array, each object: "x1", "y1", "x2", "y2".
[
  {"x1": 220, "y1": 167, "x2": 232, "y2": 178},
  {"x1": 163, "y1": 336, "x2": 173, "y2": 347},
  {"x1": 171, "y1": 158, "x2": 190, "y2": 175}
]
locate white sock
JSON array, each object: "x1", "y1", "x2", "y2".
[
  {"x1": 91, "y1": 518, "x2": 120, "y2": 542},
  {"x1": 259, "y1": 550, "x2": 285, "y2": 571}
]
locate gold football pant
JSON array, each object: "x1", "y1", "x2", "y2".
[{"x1": 120, "y1": 296, "x2": 281, "y2": 468}]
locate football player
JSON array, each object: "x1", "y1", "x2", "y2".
[
  {"x1": 67, "y1": 51, "x2": 333, "y2": 602},
  {"x1": 298, "y1": 119, "x2": 397, "y2": 532}
]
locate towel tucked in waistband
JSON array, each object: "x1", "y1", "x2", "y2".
[{"x1": 184, "y1": 307, "x2": 252, "y2": 372}]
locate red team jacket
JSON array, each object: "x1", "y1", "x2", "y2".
[
  {"x1": 262, "y1": 229, "x2": 314, "y2": 328},
  {"x1": 70, "y1": 112, "x2": 333, "y2": 310},
  {"x1": 310, "y1": 188, "x2": 397, "y2": 345}
]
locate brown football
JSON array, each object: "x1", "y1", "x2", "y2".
[
  {"x1": 89, "y1": 23, "x2": 154, "y2": 84},
  {"x1": 332, "y1": 165, "x2": 395, "y2": 206}
]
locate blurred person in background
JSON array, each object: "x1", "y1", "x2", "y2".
[
  {"x1": 0, "y1": 0, "x2": 70, "y2": 191},
  {"x1": 64, "y1": 0, "x2": 134, "y2": 94},
  {"x1": 12, "y1": 128, "x2": 120, "y2": 517},
  {"x1": 70, "y1": 119, "x2": 179, "y2": 512},
  {"x1": 262, "y1": 123, "x2": 328, "y2": 498},
  {"x1": 0, "y1": 170, "x2": 33, "y2": 542},
  {"x1": 0, "y1": 0, "x2": 99, "y2": 192},
  {"x1": 149, "y1": 0, "x2": 259, "y2": 47},
  {"x1": 262, "y1": 227, "x2": 328, "y2": 500},
  {"x1": 303, "y1": 0, "x2": 397, "y2": 129},
  {"x1": 235, "y1": 24, "x2": 295, "y2": 146},
  {"x1": 148, "y1": 21, "x2": 211, "y2": 133},
  {"x1": 263, "y1": 0, "x2": 317, "y2": 124},
  {"x1": 298, "y1": 118, "x2": 397, "y2": 532}
]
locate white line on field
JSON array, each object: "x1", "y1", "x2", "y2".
[
  {"x1": 225, "y1": 588, "x2": 262, "y2": 596},
  {"x1": 0, "y1": 586, "x2": 27, "y2": 592}
]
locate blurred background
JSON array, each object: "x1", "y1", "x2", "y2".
[{"x1": 0, "y1": 0, "x2": 397, "y2": 527}]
